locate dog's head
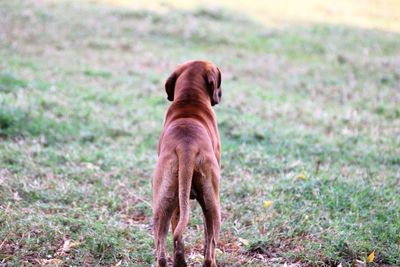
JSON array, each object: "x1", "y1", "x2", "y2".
[{"x1": 165, "y1": 60, "x2": 222, "y2": 106}]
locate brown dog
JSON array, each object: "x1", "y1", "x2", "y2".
[{"x1": 153, "y1": 60, "x2": 222, "y2": 267}]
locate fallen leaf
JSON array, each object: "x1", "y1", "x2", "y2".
[
  {"x1": 56, "y1": 239, "x2": 80, "y2": 255},
  {"x1": 263, "y1": 200, "x2": 273, "y2": 208},
  {"x1": 83, "y1": 162, "x2": 99, "y2": 170},
  {"x1": 354, "y1": 259, "x2": 366, "y2": 267},
  {"x1": 295, "y1": 173, "x2": 307, "y2": 181},
  {"x1": 37, "y1": 258, "x2": 63, "y2": 266},
  {"x1": 215, "y1": 248, "x2": 223, "y2": 256},
  {"x1": 189, "y1": 253, "x2": 204, "y2": 263},
  {"x1": 13, "y1": 191, "x2": 21, "y2": 201},
  {"x1": 0, "y1": 253, "x2": 12, "y2": 260},
  {"x1": 367, "y1": 251, "x2": 375, "y2": 263},
  {"x1": 238, "y1": 237, "x2": 249, "y2": 246}
]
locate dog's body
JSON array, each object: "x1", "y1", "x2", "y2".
[{"x1": 153, "y1": 61, "x2": 222, "y2": 267}]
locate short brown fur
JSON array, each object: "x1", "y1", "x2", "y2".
[{"x1": 153, "y1": 60, "x2": 222, "y2": 267}]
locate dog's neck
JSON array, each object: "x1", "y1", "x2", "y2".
[{"x1": 173, "y1": 73, "x2": 210, "y2": 106}]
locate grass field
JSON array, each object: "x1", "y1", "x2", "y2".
[{"x1": 1, "y1": 0, "x2": 399, "y2": 266}]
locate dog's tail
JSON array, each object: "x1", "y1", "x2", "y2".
[{"x1": 173, "y1": 146, "x2": 195, "y2": 244}]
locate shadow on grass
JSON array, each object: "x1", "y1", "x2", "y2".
[
  {"x1": 0, "y1": 105, "x2": 77, "y2": 144},
  {"x1": 0, "y1": 73, "x2": 28, "y2": 93},
  {"x1": 0, "y1": 72, "x2": 70, "y2": 142}
]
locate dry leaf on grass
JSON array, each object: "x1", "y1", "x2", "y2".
[
  {"x1": 13, "y1": 191, "x2": 21, "y2": 201},
  {"x1": 295, "y1": 173, "x2": 307, "y2": 181},
  {"x1": 263, "y1": 201, "x2": 273, "y2": 208},
  {"x1": 37, "y1": 258, "x2": 63, "y2": 266},
  {"x1": 354, "y1": 259, "x2": 366, "y2": 267},
  {"x1": 188, "y1": 252, "x2": 204, "y2": 263},
  {"x1": 215, "y1": 248, "x2": 223, "y2": 256},
  {"x1": 56, "y1": 239, "x2": 81, "y2": 256},
  {"x1": 367, "y1": 251, "x2": 375, "y2": 263},
  {"x1": 0, "y1": 253, "x2": 13, "y2": 260},
  {"x1": 238, "y1": 237, "x2": 249, "y2": 246}
]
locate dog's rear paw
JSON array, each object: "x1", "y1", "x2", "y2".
[
  {"x1": 203, "y1": 259, "x2": 217, "y2": 267},
  {"x1": 157, "y1": 257, "x2": 167, "y2": 267},
  {"x1": 173, "y1": 254, "x2": 187, "y2": 267}
]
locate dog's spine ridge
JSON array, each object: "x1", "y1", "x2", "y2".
[{"x1": 173, "y1": 146, "x2": 195, "y2": 243}]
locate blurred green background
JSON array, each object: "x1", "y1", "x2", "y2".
[{"x1": 0, "y1": 0, "x2": 399, "y2": 266}]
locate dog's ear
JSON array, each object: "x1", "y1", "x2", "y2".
[
  {"x1": 206, "y1": 67, "x2": 222, "y2": 106},
  {"x1": 165, "y1": 71, "x2": 177, "y2": 101}
]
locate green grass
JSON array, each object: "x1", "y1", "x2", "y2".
[{"x1": 1, "y1": 0, "x2": 399, "y2": 266}]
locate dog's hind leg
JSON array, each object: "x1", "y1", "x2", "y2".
[
  {"x1": 171, "y1": 207, "x2": 187, "y2": 267},
  {"x1": 154, "y1": 195, "x2": 176, "y2": 266},
  {"x1": 153, "y1": 162, "x2": 178, "y2": 267},
  {"x1": 154, "y1": 208, "x2": 173, "y2": 266},
  {"x1": 197, "y1": 162, "x2": 221, "y2": 267}
]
